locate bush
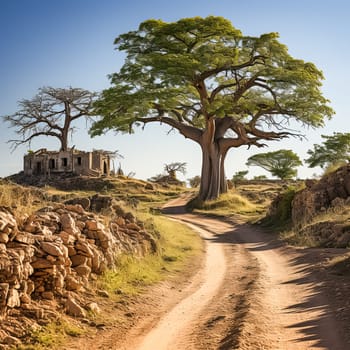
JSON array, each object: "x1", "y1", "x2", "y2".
[{"x1": 261, "y1": 186, "x2": 297, "y2": 228}]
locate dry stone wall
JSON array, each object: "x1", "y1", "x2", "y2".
[
  {"x1": 291, "y1": 164, "x2": 350, "y2": 225},
  {"x1": 0, "y1": 200, "x2": 157, "y2": 345}
]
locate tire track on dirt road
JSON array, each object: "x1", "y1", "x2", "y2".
[{"x1": 133, "y1": 196, "x2": 347, "y2": 349}]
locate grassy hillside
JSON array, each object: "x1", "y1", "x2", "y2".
[{"x1": 0, "y1": 176, "x2": 203, "y2": 349}]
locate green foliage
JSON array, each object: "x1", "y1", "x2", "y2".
[
  {"x1": 90, "y1": 15, "x2": 333, "y2": 201},
  {"x1": 261, "y1": 186, "x2": 297, "y2": 228},
  {"x1": 91, "y1": 16, "x2": 333, "y2": 140},
  {"x1": 253, "y1": 175, "x2": 268, "y2": 180},
  {"x1": 305, "y1": 132, "x2": 350, "y2": 168},
  {"x1": 188, "y1": 175, "x2": 201, "y2": 188},
  {"x1": 246, "y1": 149, "x2": 302, "y2": 180},
  {"x1": 18, "y1": 320, "x2": 84, "y2": 349},
  {"x1": 232, "y1": 170, "x2": 249, "y2": 184}
]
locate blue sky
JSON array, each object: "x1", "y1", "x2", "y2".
[{"x1": 1, "y1": 0, "x2": 349, "y2": 181}]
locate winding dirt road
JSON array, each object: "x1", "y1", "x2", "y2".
[
  {"x1": 66, "y1": 195, "x2": 349, "y2": 349},
  {"x1": 132, "y1": 196, "x2": 347, "y2": 350}
]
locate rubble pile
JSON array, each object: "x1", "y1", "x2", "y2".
[{"x1": 0, "y1": 200, "x2": 157, "y2": 345}]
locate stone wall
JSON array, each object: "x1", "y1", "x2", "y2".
[
  {"x1": 0, "y1": 201, "x2": 156, "y2": 345},
  {"x1": 291, "y1": 164, "x2": 350, "y2": 225}
]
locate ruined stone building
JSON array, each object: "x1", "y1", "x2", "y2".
[{"x1": 23, "y1": 149, "x2": 111, "y2": 176}]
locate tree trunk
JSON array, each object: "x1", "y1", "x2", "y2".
[
  {"x1": 60, "y1": 133, "x2": 68, "y2": 151},
  {"x1": 198, "y1": 140, "x2": 227, "y2": 201}
]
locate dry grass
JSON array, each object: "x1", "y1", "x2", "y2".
[
  {"x1": 281, "y1": 204, "x2": 350, "y2": 247},
  {"x1": 0, "y1": 179, "x2": 48, "y2": 216},
  {"x1": 189, "y1": 190, "x2": 262, "y2": 219}
]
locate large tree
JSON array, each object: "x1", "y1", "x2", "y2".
[
  {"x1": 91, "y1": 16, "x2": 333, "y2": 200},
  {"x1": 305, "y1": 132, "x2": 350, "y2": 168},
  {"x1": 4, "y1": 87, "x2": 97, "y2": 151},
  {"x1": 246, "y1": 149, "x2": 302, "y2": 180}
]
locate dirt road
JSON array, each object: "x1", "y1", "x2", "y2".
[
  {"x1": 132, "y1": 196, "x2": 347, "y2": 350},
  {"x1": 66, "y1": 196, "x2": 350, "y2": 349}
]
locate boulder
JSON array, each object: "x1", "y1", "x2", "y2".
[{"x1": 65, "y1": 296, "x2": 86, "y2": 317}]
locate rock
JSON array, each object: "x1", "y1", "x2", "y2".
[
  {"x1": 65, "y1": 276, "x2": 82, "y2": 291},
  {"x1": 292, "y1": 165, "x2": 350, "y2": 224},
  {"x1": 70, "y1": 254, "x2": 89, "y2": 267},
  {"x1": 58, "y1": 231, "x2": 76, "y2": 245},
  {"x1": 0, "y1": 283, "x2": 9, "y2": 306},
  {"x1": 85, "y1": 302, "x2": 101, "y2": 314},
  {"x1": 3, "y1": 335, "x2": 21, "y2": 345},
  {"x1": 126, "y1": 222, "x2": 141, "y2": 231},
  {"x1": 0, "y1": 208, "x2": 17, "y2": 231},
  {"x1": 13, "y1": 232, "x2": 36, "y2": 244},
  {"x1": 7, "y1": 288, "x2": 20, "y2": 308},
  {"x1": 74, "y1": 264, "x2": 91, "y2": 278},
  {"x1": 85, "y1": 220, "x2": 99, "y2": 231},
  {"x1": 64, "y1": 197, "x2": 90, "y2": 210},
  {"x1": 20, "y1": 293, "x2": 31, "y2": 304},
  {"x1": 41, "y1": 291, "x2": 55, "y2": 300},
  {"x1": 65, "y1": 204, "x2": 86, "y2": 215},
  {"x1": 40, "y1": 241, "x2": 64, "y2": 257},
  {"x1": 60, "y1": 213, "x2": 80, "y2": 236},
  {"x1": 0, "y1": 233, "x2": 9, "y2": 243},
  {"x1": 115, "y1": 216, "x2": 126, "y2": 226},
  {"x1": 97, "y1": 289, "x2": 109, "y2": 298},
  {"x1": 75, "y1": 240, "x2": 93, "y2": 257},
  {"x1": 90, "y1": 194, "x2": 113, "y2": 212},
  {"x1": 65, "y1": 296, "x2": 86, "y2": 317},
  {"x1": 31, "y1": 258, "x2": 54, "y2": 269}
]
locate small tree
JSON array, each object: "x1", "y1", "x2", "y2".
[
  {"x1": 253, "y1": 175, "x2": 268, "y2": 180},
  {"x1": 246, "y1": 150, "x2": 302, "y2": 180},
  {"x1": 4, "y1": 86, "x2": 97, "y2": 151},
  {"x1": 305, "y1": 132, "x2": 350, "y2": 168},
  {"x1": 188, "y1": 175, "x2": 201, "y2": 188},
  {"x1": 164, "y1": 162, "x2": 187, "y2": 179},
  {"x1": 232, "y1": 170, "x2": 249, "y2": 186}
]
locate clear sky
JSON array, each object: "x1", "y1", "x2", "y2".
[{"x1": 1, "y1": 0, "x2": 349, "y2": 181}]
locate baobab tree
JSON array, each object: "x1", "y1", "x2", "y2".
[
  {"x1": 164, "y1": 162, "x2": 187, "y2": 179},
  {"x1": 4, "y1": 86, "x2": 98, "y2": 151},
  {"x1": 91, "y1": 16, "x2": 333, "y2": 200}
]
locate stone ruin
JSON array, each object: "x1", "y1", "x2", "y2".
[
  {"x1": 0, "y1": 196, "x2": 157, "y2": 346},
  {"x1": 23, "y1": 148, "x2": 112, "y2": 177}
]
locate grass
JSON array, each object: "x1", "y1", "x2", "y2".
[
  {"x1": 96, "y1": 214, "x2": 203, "y2": 297},
  {"x1": 280, "y1": 205, "x2": 350, "y2": 247},
  {"x1": 188, "y1": 190, "x2": 262, "y2": 219},
  {"x1": 0, "y1": 179, "x2": 48, "y2": 216},
  {"x1": 16, "y1": 319, "x2": 85, "y2": 350}
]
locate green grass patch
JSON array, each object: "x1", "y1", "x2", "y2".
[
  {"x1": 96, "y1": 215, "x2": 203, "y2": 297},
  {"x1": 16, "y1": 319, "x2": 85, "y2": 350},
  {"x1": 188, "y1": 191, "x2": 261, "y2": 218}
]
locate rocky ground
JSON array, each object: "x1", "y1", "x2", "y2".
[{"x1": 0, "y1": 193, "x2": 157, "y2": 348}]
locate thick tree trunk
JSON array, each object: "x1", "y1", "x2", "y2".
[
  {"x1": 198, "y1": 138, "x2": 228, "y2": 201},
  {"x1": 198, "y1": 117, "x2": 229, "y2": 201}
]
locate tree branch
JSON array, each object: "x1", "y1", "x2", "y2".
[{"x1": 136, "y1": 116, "x2": 202, "y2": 143}]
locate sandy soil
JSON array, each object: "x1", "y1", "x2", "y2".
[{"x1": 64, "y1": 196, "x2": 350, "y2": 350}]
